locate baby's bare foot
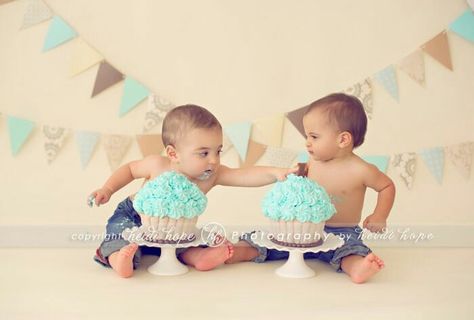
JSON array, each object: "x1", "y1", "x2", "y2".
[
  {"x1": 225, "y1": 241, "x2": 259, "y2": 264},
  {"x1": 191, "y1": 241, "x2": 234, "y2": 271},
  {"x1": 109, "y1": 243, "x2": 138, "y2": 278},
  {"x1": 349, "y1": 253, "x2": 384, "y2": 284}
]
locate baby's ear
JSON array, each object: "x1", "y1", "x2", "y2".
[
  {"x1": 338, "y1": 131, "x2": 352, "y2": 148},
  {"x1": 165, "y1": 145, "x2": 179, "y2": 163}
]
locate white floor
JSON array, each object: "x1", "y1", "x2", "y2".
[{"x1": 1, "y1": 247, "x2": 473, "y2": 319}]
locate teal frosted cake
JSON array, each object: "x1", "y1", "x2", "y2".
[
  {"x1": 133, "y1": 171, "x2": 207, "y2": 243},
  {"x1": 262, "y1": 174, "x2": 336, "y2": 247}
]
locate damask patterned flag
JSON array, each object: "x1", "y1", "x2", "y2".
[
  {"x1": 445, "y1": 142, "x2": 473, "y2": 180},
  {"x1": 103, "y1": 135, "x2": 132, "y2": 171},
  {"x1": 42, "y1": 125, "x2": 69, "y2": 164},
  {"x1": 392, "y1": 152, "x2": 417, "y2": 189},
  {"x1": 258, "y1": 146, "x2": 298, "y2": 168},
  {"x1": 398, "y1": 50, "x2": 425, "y2": 86},
  {"x1": 344, "y1": 79, "x2": 373, "y2": 119},
  {"x1": 143, "y1": 94, "x2": 175, "y2": 133}
]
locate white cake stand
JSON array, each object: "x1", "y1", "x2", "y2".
[
  {"x1": 122, "y1": 226, "x2": 209, "y2": 276},
  {"x1": 252, "y1": 230, "x2": 344, "y2": 278}
]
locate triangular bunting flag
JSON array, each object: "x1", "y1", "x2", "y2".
[
  {"x1": 0, "y1": 0, "x2": 15, "y2": 6},
  {"x1": 392, "y1": 152, "x2": 416, "y2": 189},
  {"x1": 70, "y1": 38, "x2": 103, "y2": 76},
  {"x1": 43, "y1": 16, "x2": 77, "y2": 52},
  {"x1": 363, "y1": 155, "x2": 390, "y2": 173},
  {"x1": 252, "y1": 114, "x2": 285, "y2": 147},
  {"x1": 221, "y1": 134, "x2": 233, "y2": 156},
  {"x1": 421, "y1": 31, "x2": 453, "y2": 70},
  {"x1": 224, "y1": 122, "x2": 252, "y2": 161},
  {"x1": 397, "y1": 50, "x2": 425, "y2": 86},
  {"x1": 136, "y1": 134, "x2": 164, "y2": 157},
  {"x1": 449, "y1": 10, "x2": 474, "y2": 43},
  {"x1": 103, "y1": 135, "x2": 132, "y2": 171},
  {"x1": 75, "y1": 131, "x2": 100, "y2": 169},
  {"x1": 374, "y1": 65, "x2": 399, "y2": 102},
  {"x1": 143, "y1": 94, "x2": 175, "y2": 133},
  {"x1": 297, "y1": 151, "x2": 309, "y2": 163},
  {"x1": 42, "y1": 125, "x2": 69, "y2": 164},
  {"x1": 20, "y1": 0, "x2": 52, "y2": 29},
  {"x1": 7, "y1": 116, "x2": 35, "y2": 155},
  {"x1": 344, "y1": 79, "x2": 373, "y2": 119},
  {"x1": 119, "y1": 77, "x2": 149, "y2": 117},
  {"x1": 91, "y1": 61, "x2": 124, "y2": 97},
  {"x1": 419, "y1": 147, "x2": 444, "y2": 184},
  {"x1": 445, "y1": 142, "x2": 473, "y2": 180},
  {"x1": 259, "y1": 146, "x2": 298, "y2": 168},
  {"x1": 286, "y1": 106, "x2": 307, "y2": 138},
  {"x1": 242, "y1": 140, "x2": 267, "y2": 168}
]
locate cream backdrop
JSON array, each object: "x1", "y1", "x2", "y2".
[{"x1": 0, "y1": 0, "x2": 473, "y2": 245}]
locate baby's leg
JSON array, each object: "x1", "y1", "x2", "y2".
[
  {"x1": 341, "y1": 253, "x2": 384, "y2": 284},
  {"x1": 107, "y1": 243, "x2": 139, "y2": 278},
  {"x1": 179, "y1": 241, "x2": 234, "y2": 271},
  {"x1": 225, "y1": 240, "x2": 259, "y2": 264}
]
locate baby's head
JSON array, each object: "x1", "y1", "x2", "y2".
[
  {"x1": 303, "y1": 93, "x2": 367, "y2": 161},
  {"x1": 162, "y1": 104, "x2": 223, "y2": 181}
]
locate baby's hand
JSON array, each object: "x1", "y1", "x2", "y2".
[
  {"x1": 87, "y1": 187, "x2": 113, "y2": 207},
  {"x1": 274, "y1": 165, "x2": 299, "y2": 181},
  {"x1": 363, "y1": 214, "x2": 387, "y2": 233}
]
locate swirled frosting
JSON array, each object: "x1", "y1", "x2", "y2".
[
  {"x1": 262, "y1": 174, "x2": 336, "y2": 223},
  {"x1": 133, "y1": 171, "x2": 207, "y2": 219}
]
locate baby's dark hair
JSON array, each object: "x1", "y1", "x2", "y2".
[
  {"x1": 304, "y1": 93, "x2": 367, "y2": 148},
  {"x1": 162, "y1": 104, "x2": 222, "y2": 146}
]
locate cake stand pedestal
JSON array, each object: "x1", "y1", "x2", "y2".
[
  {"x1": 122, "y1": 226, "x2": 209, "y2": 276},
  {"x1": 252, "y1": 230, "x2": 344, "y2": 278}
]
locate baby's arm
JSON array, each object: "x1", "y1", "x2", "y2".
[
  {"x1": 88, "y1": 155, "x2": 165, "y2": 206},
  {"x1": 362, "y1": 164, "x2": 396, "y2": 232},
  {"x1": 215, "y1": 165, "x2": 297, "y2": 187}
]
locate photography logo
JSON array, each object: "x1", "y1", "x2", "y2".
[{"x1": 201, "y1": 222, "x2": 227, "y2": 247}]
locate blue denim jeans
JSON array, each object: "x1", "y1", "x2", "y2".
[
  {"x1": 240, "y1": 225, "x2": 371, "y2": 272},
  {"x1": 93, "y1": 197, "x2": 162, "y2": 269}
]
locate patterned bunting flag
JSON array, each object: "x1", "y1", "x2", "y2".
[
  {"x1": 259, "y1": 146, "x2": 298, "y2": 168},
  {"x1": 119, "y1": 77, "x2": 149, "y2": 117},
  {"x1": 103, "y1": 135, "x2": 132, "y2": 171},
  {"x1": 362, "y1": 155, "x2": 390, "y2": 173},
  {"x1": 20, "y1": 0, "x2": 52, "y2": 29},
  {"x1": 392, "y1": 152, "x2": 417, "y2": 189},
  {"x1": 397, "y1": 50, "x2": 425, "y2": 86},
  {"x1": 70, "y1": 38, "x2": 103, "y2": 76},
  {"x1": 43, "y1": 16, "x2": 77, "y2": 52},
  {"x1": 7, "y1": 116, "x2": 35, "y2": 155},
  {"x1": 344, "y1": 79, "x2": 373, "y2": 119},
  {"x1": 445, "y1": 142, "x2": 473, "y2": 180},
  {"x1": 224, "y1": 122, "x2": 252, "y2": 161},
  {"x1": 136, "y1": 134, "x2": 164, "y2": 157},
  {"x1": 449, "y1": 10, "x2": 474, "y2": 43},
  {"x1": 421, "y1": 31, "x2": 453, "y2": 70},
  {"x1": 75, "y1": 131, "x2": 100, "y2": 169},
  {"x1": 42, "y1": 125, "x2": 69, "y2": 164},
  {"x1": 242, "y1": 140, "x2": 267, "y2": 168},
  {"x1": 143, "y1": 94, "x2": 175, "y2": 133},
  {"x1": 91, "y1": 61, "x2": 124, "y2": 97},
  {"x1": 374, "y1": 65, "x2": 399, "y2": 102},
  {"x1": 418, "y1": 147, "x2": 445, "y2": 184},
  {"x1": 252, "y1": 114, "x2": 284, "y2": 147}
]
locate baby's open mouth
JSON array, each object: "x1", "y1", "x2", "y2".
[{"x1": 197, "y1": 169, "x2": 213, "y2": 180}]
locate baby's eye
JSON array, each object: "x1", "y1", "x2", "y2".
[{"x1": 199, "y1": 151, "x2": 209, "y2": 157}]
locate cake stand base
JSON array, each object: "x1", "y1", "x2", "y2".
[{"x1": 252, "y1": 230, "x2": 344, "y2": 278}]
